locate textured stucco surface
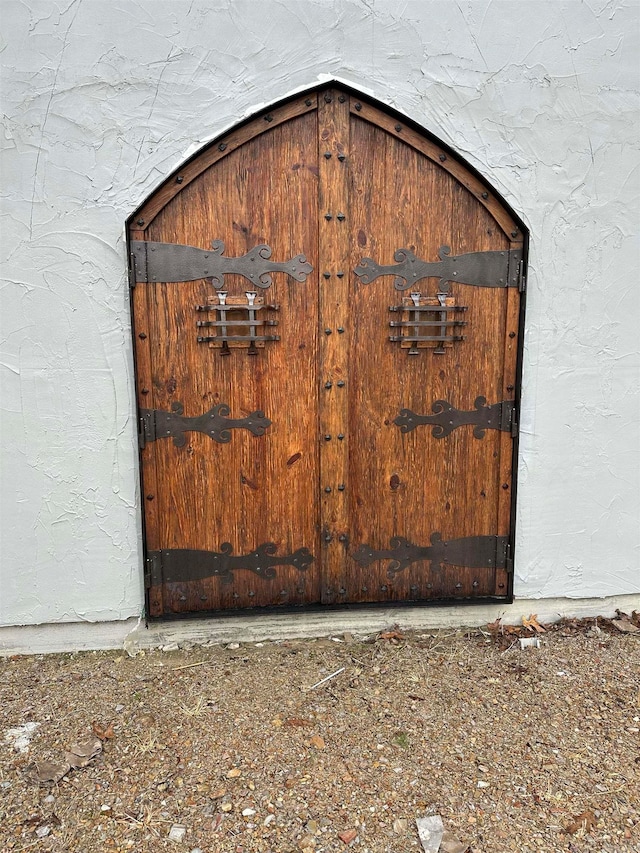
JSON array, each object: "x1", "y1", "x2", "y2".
[{"x1": 1, "y1": 0, "x2": 638, "y2": 626}]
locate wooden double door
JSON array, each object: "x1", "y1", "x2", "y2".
[{"x1": 129, "y1": 86, "x2": 525, "y2": 617}]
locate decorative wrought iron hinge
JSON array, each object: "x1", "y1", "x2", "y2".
[
  {"x1": 505, "y1": 543, "x2": 514, "y2": 574},
  {"x1": 130, "y1": 240, "x2": 313, "y2": 289},
  {"x1": 145, "y1": 544, "x2": 314, "y2": 586},
  {"x1": 354, "y1": 246, "x2": 523, "y2": 292},
  {"x1": 394, "y1": 397, "x2": 516, "y2": 439},
  {"x1": 518, "y1": 260, "x2": 526, "y2": 293},
  {"x1": 352, "y1": 533, "x2": 509, "y2": 578},
  {"x1": 140, "y1": 401, "x2": 271, "y2": 446}
]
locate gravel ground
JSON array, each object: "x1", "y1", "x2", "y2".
[{"x1": 1, "y1": 619, "x2": 639, "y2": 853}]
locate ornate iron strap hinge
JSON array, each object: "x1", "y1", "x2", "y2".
[
  {"x1": 130, "y1": 240, "x2": 313, "y2": 288},
  {"x1": 145, "y1": 544, "x2": 314, "y2": 586},
  {"x1": 395, "y1": 397, "x2": 516, "y2": 439},
  {"x1": 354, "y1": 246, "x2": 522, "y2": 292},
  {"x1": 139, "y1": 402, "x2": 271, "y2": 447},
  {"x1": 353, "y1": 534, "x2": 509, "y2": 578}
]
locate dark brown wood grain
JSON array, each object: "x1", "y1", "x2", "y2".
[{"x1": 130, "y1": 87, "x2": 524, "y2": 616}]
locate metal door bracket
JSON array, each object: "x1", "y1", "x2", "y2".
[
  {"x1": 355, "y1": 246, "x2": 523, "y2": 292},
  {"x1": 131, "y1": 240, "x2": 313, "y2": 289},
  {"x1": 352, "y1": 534, "x2": 509, "y2": 578},
  {"x1": 140, "y1": 401, "x2": 271, "y2": 446},
  {"x1": 394, "y1": 397, "x2": 516, "y2": 439},
  {"x1": 146, "y1": 544, "x2": 314, "y2": 586}
]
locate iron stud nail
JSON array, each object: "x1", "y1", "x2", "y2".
[
  {"x1": 141, "y1": 388, "x2": 149, "y2": 395},
  {"x1": 325, "y1": 213, "x2": 333, "y2": 221},
  {"x1": 324, "y1": 434, "x2": 331, "y2": 441},
  {"x1": 338, "y1": 153, "x2": 346, "y2": 161},
  {"x1": 176, "y1": 175, "x2": 184, "y2": 183},
  {"x1": 325, "y1": 381, "x2": 333, "y2": 389},
  {"x1": 324, "y1": 151, "x2": 332, "y2": 159},
  {"x1": 361, "y1": 586, "x2": 368, "y2": 592},
  {"x1": 325, "y1": 486, "x2": 332, "y2": 493},
  {"x1": 339, "y1": 534, "x2": 347, "y2": 542},
  {"x1": 511, "y1": 230, "x2": 519, "y2": 237},
  {"x1": 146, "y1": 494, "x2": 154, "y2": 500},
  {"x1": 337, "y1": 326, "x2": 344, "y2": 333},
  {"x1": 481, "y1": 191, "x2": 488, "y2": 199},
  {"x1": 305, "y1": 98, "x2": 312, "y2": 106},
  {"x1": 338, "y1": 484, "x2": 345, "y2": 491},
  {"x1": 218, "y1": 142, "x2": 227, "y2": 151},
  {"x1": 507, "y1": 384, "x2": 514, "y2": 392},
  {"x1": 337, "y1": 213, "x2": 345, "y2": 221},
  {"x1": 323, "y1": 272, "x2": 331, "y2": 279},
  {"x1": 509, "y1": 331, "x2": 516, "y2": 338},
  {"x1": 381, "y1": 584, "x2": 388, "y2": 591},
  {"x1": 137, "y1": 219, "x2": 145, "y2": 226},
  {"x1": 324, "y1": 534, "x2": 332, "y2": 542},
  {"x1": 355, "y1": 102, "x2": 362, "y2": 111},
  {"x1": 264, "y1": 113, "x2": 273, "y2": 122},
  {"x1": 338, "y1": 95, "x2": 346, "y2": 103},
  {"x1": 336, "y1": 271, "x2": 344, "y2": 278},
  {"x1": 502, "y1": 483, "x2": 510, "y2": 490},
  {"x1": 324, "y1": 93, "x2": 332, "y2": 103},
  {"x1": 439, "y1": 154, "x2": 446, "y2": 161},
  {"x1": 395, "y1": 124, "x2": 402, "y2": 132},
  {"x1": 138, "y1": 332, "x2": 147, "y2": 339},
  {"x1": 337, "y1": 433, "x2": 344, "y2": 440},
  {"x1": 337, "y1": 380, "x2": 345, "y2": 387},
  {"x1": 324, "y1": 328, "x2": 332, "y2": 334}
]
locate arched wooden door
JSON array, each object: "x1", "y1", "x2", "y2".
[{"x1": 129, "y1": 86, "x2": 526, "y2": 617}]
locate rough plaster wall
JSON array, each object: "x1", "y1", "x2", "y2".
[{"x1": 1, "y1": 0, "x2": 638, "y2": 626}]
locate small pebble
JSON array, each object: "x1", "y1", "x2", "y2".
[
  {"x1": 264, "y1": 814, "x2": 276, "y2": 826},
  {"x1": 227, "y1": 642, "x2": 240, "y2": 650},
  {"x1": 44, "y1": 794, "x2": 54, "y2": 803},
  {"x1": 242, "y1": 807, "x2": 256, "y2": 816},
  {"x1": 477, "y1": 780, "x2": 490, "y2": 788},
  {"x1": 115, "y1": 704, "x2": 125, "y2": 712},
  {"x1": 168, "y1": 824, "x2": 186, "y2": 842},
  {"x1": 162, "y1": 643, "x2": 180, "y2": 653},
  {"x1": 36, "y1": 826, "x2": 51, "y2": 837}
]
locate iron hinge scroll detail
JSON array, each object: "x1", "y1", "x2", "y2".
[
  {"x1": 352, "y1": 534, "x2": 509, "y2": 578},
  {"x1": 140, "y1": 402, "x2": 271, "y2": 446},
  {"x1": 146, "y1": 545, "x2": 314, "y2": 586},
  {"x1": 394, "y1": 397, "x2": 516, "y2": 439},
  {"x1": 354, "y1": 246, "x2": 523, "y2": 292},
  {"x1": 130, "y1": 240, "x2": 313, "y2": 289},
  {"x1": 505, "y1": 543, "x2": 514, "y2": 574}
]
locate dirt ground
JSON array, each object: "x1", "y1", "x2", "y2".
[{"x1": 1, "y1": 618, "x2": 639, "y2": 853}]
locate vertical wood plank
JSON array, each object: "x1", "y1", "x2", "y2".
[{"x1": 317, "y1": 90, "x2": 351, "y2": 603}]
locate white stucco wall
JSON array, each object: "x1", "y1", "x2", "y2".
[{"x1": 1, "y1": 0, "x2": 638, "y2": 628}]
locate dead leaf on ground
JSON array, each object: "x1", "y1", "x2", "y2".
[
  {"x1": 283, "y1": 718, "x2": 313, "y2": 728},
  {"x1": 378, "y1": 628, "x2": 404, "y2": 644},
  {"x1": 65, "y1": 734, "x2": 102, "y2": 768},
  {"x1": 565, "y1": 809, "x2": 597, "y2": 835},
  {"x1": 523, "y1": 614, "x2": 546, "y2": 633},
  {"x1": 92, "y1": 721, "x2": 115, "y2": 740},
  {"x1": 309, "y1": 734, "x2": 325, "y2": 750},
  {"x1": 612, "y1": 611, "x2": 640, "y2": 633},
  {"x1": 26, "y1": 760, "x2": 71, "y2": 785}
]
